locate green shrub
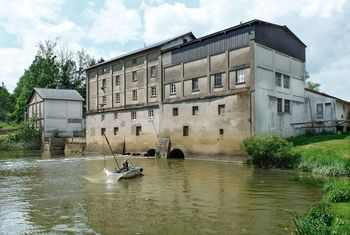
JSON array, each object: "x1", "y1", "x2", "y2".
[
  {"x1": 241, "y1": 135, "x2": 300, "y2": 168},
  {"x1": 324, "y1": 179, "x2": 350, "y2": 203},
  {"x1": 0, "y1": 119, "x2": 40, "y2": 151},
  {"x1": 293, "y1": 202, "x2": 332, "y2": 235}
]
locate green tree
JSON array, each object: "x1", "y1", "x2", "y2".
[
  {"x1": 12, "y1": 41, "x2": 59, "y2": 122},
  {"x1": 307, "y1": 81, "x2": 321, "y2": 91},
  {"x1": 11, "y1": 40, "x2": 95, "y2": 122},
  {"x1": 0, "y1": 83, "x2": 14, "y2": 121}
]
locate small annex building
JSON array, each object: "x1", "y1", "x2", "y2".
[{"x1": 26, "y1": 88, "x2": 85, "y2": 139}]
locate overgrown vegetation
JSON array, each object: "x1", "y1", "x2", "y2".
[
  {"x1": 0, "y1": 83, "x2": 14, "y2": 121},
  {"x1": 241, "y1": 135, "x2": 300, "y2": 168},
  {"x1": 294, "y1": 179, "x2": 350, "y2": 235},
  {"x1": 0, "y1": 119, "x2": 40, "y2": 150},
  {"x1": 241, "y1": 133, "x2": 350, "y2": 234}
]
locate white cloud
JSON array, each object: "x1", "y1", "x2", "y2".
[
  {"x1": 143, "y1": 0, "x2": 247, "y2": 43},
  {"x1": 86, "y1": 0, "x2": 142, "y2": 44},
  {"x1": 0, "y1": 0, "x2": 85, "y2": 91}
]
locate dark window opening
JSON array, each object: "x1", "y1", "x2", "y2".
[
  {"x1": 218, "y1": 104, "x2": 225, "y2": 115},
  {"x1": 114, "y1": 127, "x2": 119, "y2": 135},
  {"x1": 183, "y1": 126, "x2": 189, "y2": 136},
  {"x1": 316, "y1": 103, "x2": 323, "y2": 119},
  {"x1": 277, "y1": 98, "x2": 282, "y2": 113},
  {"x1": 284, "y1": 99, "x2": 291, "y2": 113},
  {"x1": 192, "y1": 106, "x2": 199, "y2": 115},
  {"x1": 101, "y1": 128, "x2": 106, "y2": 136},
  {"x1": 173, "y1": 107, "x2": 178, "y2": 116},
  {"x1": 136, "y1": 126, "x2": 142, "y2": 136},
  {"x1": 219, "y1": 129, "x2": 224, "y2": 135}
]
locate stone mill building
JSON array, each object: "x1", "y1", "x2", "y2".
[{"x1": 85, "y1": 19, "x2": 350, "y2": 158}]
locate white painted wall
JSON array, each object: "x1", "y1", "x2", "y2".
[
  {"x1": 254, "y1": 43, "x2": 306, "y2": 137},
  {"x1": 44, "y1": 100, "x2": 83, "y2": 136}
]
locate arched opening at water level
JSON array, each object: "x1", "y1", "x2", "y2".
[{"x1": 168, "y1": 149, "x2": 185, "y2": 159}]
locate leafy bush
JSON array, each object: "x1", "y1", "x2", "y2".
[
  {"x1": 324, "y1": 179, "x2": 350, "y2": 203},
  {"x1": 0, "y1": 119, "x2": 40, "y2": 150},
  {"x1": 294, "y1": 202, "x2": 332, "y2": 235},
  {"x1": 241, "y1": 135, "x2": 300, "y2": 168}
]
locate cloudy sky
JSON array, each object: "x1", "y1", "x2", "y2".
[{"x1": 0, "y1": 0, "x2": 349, "y2": 100}]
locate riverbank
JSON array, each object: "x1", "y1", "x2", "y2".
[
  {"x1": 0, "y1": 121, "x2": 40, "y2": 151},
  {"x1": 289, "y1": 133, "x2": 350, "y2": 234}
]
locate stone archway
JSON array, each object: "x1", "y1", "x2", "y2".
[{"x1": 168, "y1": 148, "x2": 185, "y2": 159}]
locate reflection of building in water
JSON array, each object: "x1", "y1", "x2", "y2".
[{"x1": 85, "y1": 19, "x2": 350, "y2": 158}]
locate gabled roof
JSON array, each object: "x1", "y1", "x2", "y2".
[
  {"x1": 28, "y1": 88, "x2": 84, "y2": 104},
  {"x1": 305, "y1": 88, "x2": 350, "y2": 104},
  {"x1": 86, "y1": 32, "x2": 196, "y2": 70}
]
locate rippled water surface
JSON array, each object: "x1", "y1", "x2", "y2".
[{"x1": 0, "y1": 152, "x2": 321, "y2": 235}]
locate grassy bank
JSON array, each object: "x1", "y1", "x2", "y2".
[
  {"x1": 241, "y1": 133, "x2": 350, "y2": 234},
  {"x1": 289, "y1": 134, "x2": 350, "y2": 234},
  {"x1": 290, "y1": 134, "x2": 350, "y2": 176}
]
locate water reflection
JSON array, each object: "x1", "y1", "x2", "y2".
[{"x1": 0, "y1": 154, "x2": 321, "y2": 235}]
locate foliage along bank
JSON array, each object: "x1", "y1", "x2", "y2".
[{"x1": 241, "y1": 134, "x2": 350, "y2": 235}]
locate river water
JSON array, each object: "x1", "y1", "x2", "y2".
[{"x1": 0, "y1": 152, "x2": 321, "y2": 235}]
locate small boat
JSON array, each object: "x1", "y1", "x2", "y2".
[
  {"x1": 104, "y1": 166, "x2": 143, "y2": 179},
  {"x1": 117, "y1": 166, "x2": 144, "y2": 179},
  {"x1": 102, "y1": 133, "x2": 144, "y2": 180}
]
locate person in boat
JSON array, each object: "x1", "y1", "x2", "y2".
[{"x1": 120, "y1": 159, "x2": 129, "y2": 172}]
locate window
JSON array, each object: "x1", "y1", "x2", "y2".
[
  {"x1": 151, "y1": 86, "x2": 157, "y2": 97},
  {"x1": 101, "y1": 128, "x2": 106, "y2": 136},
  {"x1": 101, "y1": 79, "x2": 106, "y2": 88},
  {"x1": 275, "y1": 73, "x2": 282, "y2": 87},
  {"x1": 316, "y1": 104, "x2": 323, "y2": 119},
  {"x1": 132, "y1": 58, "x2": 137, "y2": 65},
  {"x1": 214, "y1": 73, "x2": 222, "y2": 88},
  {"x1": 277, "y1": 98, "x2": 282, "y2": 113},
  {"x1": 284, "y1": 99, "x2": 291, "y2": 113},
  {"x1": 149, "y1": 109, "x2": 154, "y2": 118},
  {"x1": 131, "y1": 111, "x2": 137, "y2": 120},
  {"x1": 101, "y1": 96, "x2": 106, "y2": 104},
  {"x1": 236, "y1": 69, "x2": 245, "y2": 84},
  {"x1": 283, "y1": 75, "x2": 290, "y2": 89},
  {"x1": 115, "y1": 93, "x2": 120, "y2": 103},
  {"x1": 218, "y1": 104, "x2": 225, "y2": 115},
  {"x1": 132, "y1": 71, "x2": 137, "y2": 82},
  {"x1": 114, "y1": 127, "x2": 119, "y2": 135},
  {"x1": 114, "y1": 112, "x2": 118, "y2": 119},
  {"x1": 192, "y1": 78, "x2": 199, "y2": 91},
  {"x1": 183, "y1": 126, "x2": 189, "y2": 136},
  {"x1": 151, "y1": 66, "x2": 157, "y2": 77},
  {"x1": 136, "y1": 126, "x2": 142, "y2": 136},
  {"x1": 219, "y1": 129, "x2": 224, "y2": 135},
  {"x1": 115, "y1": 75, "x2": 120, "y2": 86},
  {"x1": 132, "y1": 90, "x2": 138, "y2": 100},
  {"x1": 170, "y1": 83, "x2": 176, "y2": 95},
  {"x1": 101, "y1": 114, "x2": 105, "y2": 121},
  {"x1": 173, "y1": 107, "x2": 178, "y2": 116},
  {"x1": 192, "y1": 106, "x2": 199, "y2": 115}
]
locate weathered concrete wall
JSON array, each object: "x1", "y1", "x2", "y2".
[
  {"x1": 86, "y1": 107, "x2": 160, "y2": 153},
  {"x1": 254, "y1": 43, "x2": 306, "y2": 137},
  {"x1": 160, "y1": 94, "x2": 251, "y2": 156}
]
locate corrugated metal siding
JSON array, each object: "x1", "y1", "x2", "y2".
[
  {"x1": 170, "y1": 22, "x2": 306, "y2": 65},
  {"x1": 171, "y1": 26, "x2": 254, "y2": 65},
  {"x1": 255, "y1": 24, "x2": 305, "y2": 62}
]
